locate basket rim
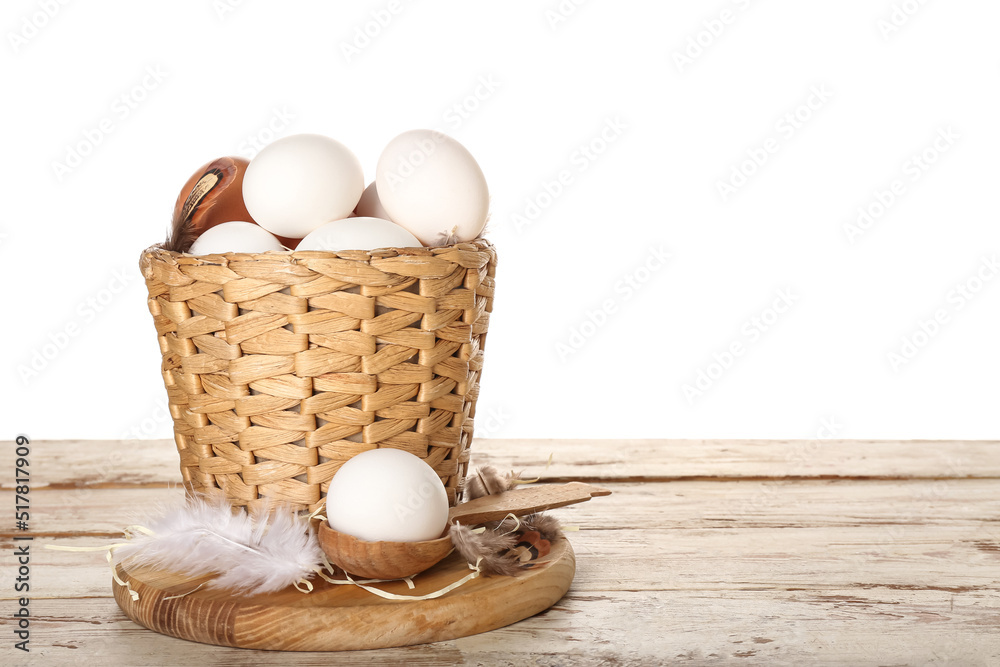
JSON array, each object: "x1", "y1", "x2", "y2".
[{"x1": 140, "y1": 238, "x2": 495, "y2": 281}]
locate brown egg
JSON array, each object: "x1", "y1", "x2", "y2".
[{"x1": 164, "y1": 156, "x2": 301, "y2": 252}]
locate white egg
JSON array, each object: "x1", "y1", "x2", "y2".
[
  {"x1": 375, "y1": 130, "x2": 489, "y2": 246},
  {"x1": 354, "y1": 181, "x2": 392, "y2": 220},
  {"x1": 296, "y1": 217, "x2": 421, "y2": 252},
  {"x1": 325, "y1": 448, "x2": 449, "y2": 543},
  {"x1": 187, "y1": 221, "x2": 285, "y2": 255},
  {"x1": 243, "y1": 133, "x2": 364, "y2": 238}
]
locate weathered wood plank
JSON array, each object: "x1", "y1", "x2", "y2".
[
  {"x1": 4, "y1": 592, "x2": 997, "y2": 666},
  {"x1": 2, "y1": 438, "x2": 998, "y2": 490},
  {"x1": 11, "y1": 523, "x2": 997, "y2": 600},
  {"x1": 472, "y1": 438, "x2": 1000, "y2": 481},
  {"x1": 0, "y1": 439, "x2": 181, "y2": 490},
  {"x1": 5, "y1": 481, "x2": 998, "y2": 600},
  {"x1": 3, "y1": 478, "x2": 999, "y2": 536}
]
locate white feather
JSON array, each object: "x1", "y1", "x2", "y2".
[{"x1": 112, "y1": 494, "x2": 323, "y2": 596}]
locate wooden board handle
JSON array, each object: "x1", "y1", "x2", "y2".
[{"x1": 447, "y1": 482, "x2": 611, "y2": 526}]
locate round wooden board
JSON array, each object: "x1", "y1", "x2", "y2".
[{"x1": 113, "y1": 536, "x2": 575, "y2": 651}]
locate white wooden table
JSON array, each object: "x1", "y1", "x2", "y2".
[{"x1": 2, "y1": 439, "x2": 998, "y2": 665}]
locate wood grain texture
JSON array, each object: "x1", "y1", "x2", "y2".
[
  {"x1": 470, "y1": 438, "x2": 1000, "y2": 481},
  {"x1": 6, "y1": 478, "x2": 999, "y2": 537},
  {"x1": 2, "y1": 438, "x2": 998, "y2": 489},
  {"x1": 317, "y1": 521, "x2": 453, "y2": 579},
  {"x1": 10, "y1": 591, "x2": 998, "y2": 666},
  {"x1": 6, "y1": 481, "x2": 999, "y2": 596},
  {"x1": 15, "y1": 489, "x2": 998, "y2": 601},
  {"x1": 1, "y1": 439, "x2": 998, "y2": 665},
  {"x1": 111, "y1": 539, "x2": 574, "y2": 651},
  {"x1": 449, "y1": 481, "x2": 611, "y2": 525}
]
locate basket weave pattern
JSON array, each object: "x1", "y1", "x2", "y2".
[{"x1": 139, "y1": 240, "x2": 496, "y2": 513}]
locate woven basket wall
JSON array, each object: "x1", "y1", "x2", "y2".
[{"x1": 139, "y1": 239, "x2": 496, "y2": 514}]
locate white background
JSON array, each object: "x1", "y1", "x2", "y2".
[{"x1": 2, "y1": 0, "x2": 998, "y2": 441}]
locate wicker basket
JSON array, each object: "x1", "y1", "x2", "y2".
[{"x1": 139, "y1": 239, "x2": 496, "y2": 514}]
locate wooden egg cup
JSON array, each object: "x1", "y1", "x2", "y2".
[{"x1": 318, "y1": 482, "x2": 611, "y2": 579}]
